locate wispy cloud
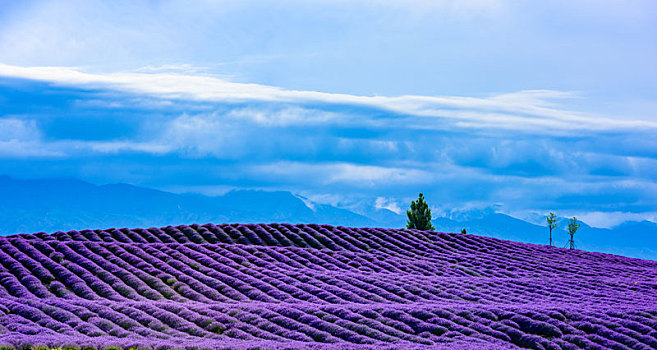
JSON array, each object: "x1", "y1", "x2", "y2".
[
  {"x1": 2, "y1": 64, "x2": 655, "y2": 134},
  {"x1": 0, "y1": 64, "x2": 655, "y2": 227},
  {"x1": 571, "y1": 211, "x2": 657, "y2": 229},
  {"x1": 0, "y1": 119, "x2": 64, "y2": 157},
  {"x1": 0, "y1": 1, "x2": 655, "y2": 229},
  {"x1": 375, "y1": 197, "x2": 403, "y2": 214},
  {"x1": 249, "y1": 162, "x2": 433, "y2": 187}
]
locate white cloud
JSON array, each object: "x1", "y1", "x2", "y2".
[
  {"x1": 157, "y1": 112, "x2": 249, "y2": 159},
  {"x1": 0, "y1": 139, "x2": 64, "y2": 158},
  {"x1": 375, "y1": 197, "x2": 403, "y2": 214},
  {"x1": 1, "y1": 64, "x2": 655, "y2": 133},
  {"x1": 86, "y1": 140, "x2": 171, "y2": 154},
  {"x1": 295, "y1": 194, "x2": 317, "y2": 211},
  {"x1": 328, "y1": 164, "x2": 432, "y2": 185},
  {"x1": 0, "y1": 119, "x2": 65, "y2": 157},
  {"x1": 568, "y1": 211, "x2": 657, "y2": 229},
  {"x1": 0, "y1": 118, "x2": 39, "y2": 142},
  {"x1": 0, "y1": 1, "x2": 508, "y2": 68},
  {"x1": 249, "y1": 161, "x2": 433, "y2": 186},
  {"x1": 228, "y1": 107, "x2": 343, "y2": 127},
  {"x1": 300, "y1": 193, "x2": 349, "y2": 208},
  {"x1": 0, "y1": 2, "x2": 655, "y2": 226}
]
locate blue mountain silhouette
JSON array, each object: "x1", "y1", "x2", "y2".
[{"x1": 1, "y1": 175, "x2": 655, "y2": 260}]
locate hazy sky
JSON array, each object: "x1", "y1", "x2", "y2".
[{"x1": 0, "y1": 0, "x2": 656, "y2": 227}]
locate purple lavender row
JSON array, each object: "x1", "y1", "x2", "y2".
[
  {"x1": 0, "y1": 223, "x2": 655, "y2": 349},
  {"x1": 1, "y1": 296, "x2": 656, "y2": 348},
  {"x1": 0, "y1": 238, "x2": 655, "y2": 306}
]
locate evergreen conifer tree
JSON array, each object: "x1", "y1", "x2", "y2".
[{"x1": 406, "y1": 193, "x2": 435, "y2": 231}]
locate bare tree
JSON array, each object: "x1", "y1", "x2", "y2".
[
  {"x1": 546, "y1": 212, "x2": 557, "y2": 246},
  {"x1": 567, "y1": 217, "x2": 580, "y2": 249}
]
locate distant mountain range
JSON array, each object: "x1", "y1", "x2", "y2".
[{"x1": 1, "y1": 175, "x2": 655, "y2": 260}]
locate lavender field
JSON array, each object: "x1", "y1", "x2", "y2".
[{"x1": 0, "y1": 223, "x2": 656, "y2": 349}]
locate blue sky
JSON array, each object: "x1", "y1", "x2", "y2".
[{"x1": 0, "y1": 0, "x2": 656, "y2": 227}]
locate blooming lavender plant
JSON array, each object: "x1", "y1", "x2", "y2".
[{"x1": 0, "y1": 223, "x2": 654, "y2": 349}]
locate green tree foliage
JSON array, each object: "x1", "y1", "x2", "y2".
[
  {"x1": 406, "y1": 193, "x2": 435, "y2": 231},
  {"x1": 461, "y1": 228, "x2": 467, "y2": 234},
  {"x1": 567, "y1": 217, "x2": 580, "y2": 249},
  {"x1": 546, "y1": 212, "x2": 557, "y2": 246}
]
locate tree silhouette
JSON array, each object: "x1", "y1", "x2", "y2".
[
  {"x1": 461, "y1": 228, "x2": 467, "y2": 234},
  {"x1": 546, "y1": 212, "x2": 557, "y2": 246},
  {"x1": 406, "y1": 193, "x2": 435, "y2": 231},
  {"x1": 567, "y1": 217, "x2": 580, "y2": 249}
]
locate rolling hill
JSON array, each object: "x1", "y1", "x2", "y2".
[{"x1": 0, "y1": 223, "x2": 655, "y2": 349}]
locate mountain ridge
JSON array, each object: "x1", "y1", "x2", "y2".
[{"x1": 0, "y1": 175, "x2": 655, "y2": 260}]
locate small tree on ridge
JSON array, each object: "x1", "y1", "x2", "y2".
[
  {"x1": 546, "y1": 212, "x2": 557, "y2": 246},
  {"x1": 567, "y1": 217, "x2": 580, "y2": 249},
  {"x1": 406, "y1": 193, "x2": 435, "y2": 231}
]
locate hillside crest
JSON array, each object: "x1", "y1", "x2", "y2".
[{"x1": 0, "y1": 223, "x2": 656, "y2": 349}]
